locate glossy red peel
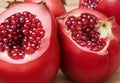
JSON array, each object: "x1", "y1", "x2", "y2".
[
  {"x1": 24, "y1": 0, "x2": 66, "y2": 17},
  {"x1": 0, "y1": 3, "x2": 60, "y2": 83},
  {"x1": 58, "y1": 8, "x2": 120, "y2": 83}
]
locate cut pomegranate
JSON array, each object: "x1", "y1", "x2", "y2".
[
  {"x1": 0, "y1": 11, "x2": 45, "y2": 60},
  {"x1": 0, "y1": 3, "x2": 60, "y2": 83},
  {"x1": 58, "y1": 8, "x2": 120, "y2": 83}
]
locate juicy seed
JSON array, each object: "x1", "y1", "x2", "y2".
[
  {"x1": 82, "y1": 0, "x2": 102, "y2": 9},
  {"x1": 0, "y1": 11, "x2": 45, "y2": 60},
  {"x1": 65, "y1": 13, "x2": 107, "y2": 51}
]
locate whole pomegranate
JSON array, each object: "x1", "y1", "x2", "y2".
[
  {"x1": 58, "y1": 8, "x2": 120, "y2": 83},
  {"x1": 79, "y1": 0, "x2": 120, "y2": 25},
  {"x1": 24, "y1": 0, "x2": 66, "y2": 17},
  {"x1": 0, "y1": 2, "x2": 60, "y2": 83}
]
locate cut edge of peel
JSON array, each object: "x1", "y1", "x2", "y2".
[
  {"x1": 0, "y1": 3, "x2": 52, "y2": 64},
  {"x1": 69, "y1": 32, "x2": 109, "y2": 56},
  {"x1": 59, "y1": 16, "x2": 118, "y2": 56},
  {"x1": 58, "y1": 23, "x2": 108, "y2": 55}
]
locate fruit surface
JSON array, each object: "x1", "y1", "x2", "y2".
[
  {"x1": 79, "y1": 0, "x2": 120, "y2": 25},
  {"x1": 0, "y1": 3, "x2": 60, "y2": 83},
  {"x1": 58, "y1": 8, "x2": 120, "y2": 83},
  {"x1": 24, "y1": 0, "x2": 66, "y2": 17}
]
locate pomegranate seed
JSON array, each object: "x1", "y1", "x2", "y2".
[
  {"x1": 0, "y1": 25, "x2": 5, "y2": 30},
  {"x1": 25, "y1": 46, "x2": 35, "y2": 54},
  {"x1": 65, "y1": 21, "x2": 71, "y2": 27},
  {"x1": 23, "y1": 11, "x2": 29, "y2": 17},
  {"x1": 9, "y1": 53, "x2": 19, "y2": 59},
  {"x1": 4, "y1": 46, "x2": 10, "y2": 51}
]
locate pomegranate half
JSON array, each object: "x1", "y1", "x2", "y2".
[
  {"x1": 57, "y1": 8, "x2": 120, "y2": 83},
  {"x1": 0, "y1": 3, "x2": 60, "y2": 83},
  {"x1": 24, "y1": 0, "x2": 66, "y2": 17}
]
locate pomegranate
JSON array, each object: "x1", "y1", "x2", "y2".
[
  {"x1": 57, "y1": 8, "x2": 120, "y2": 83},
  {"x1": 24, "y1": 0, "x2": 66, "y2": 17},
  {"x1": 0, "y1": 2, "x2": 60, "y2": 83},
  {"x1": 79, "y1": 0, "x2": 120, "y2": 25}
]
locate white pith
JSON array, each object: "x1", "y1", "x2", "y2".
[
  {"x1": 63, "y1": 13, "x2": 114, "y2": 55},
  {"x1": 0, "y1": 3, "x2": 51, "y2": 64}
]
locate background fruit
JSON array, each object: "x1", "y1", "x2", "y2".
[
  {"x1": 79, "y1": 0, "x2": 120, "y2": 25},
  {"x1": 24, "y1": 0, "x2": 66, "y2": 17}
]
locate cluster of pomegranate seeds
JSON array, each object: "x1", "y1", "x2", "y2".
[
  {"x1": 65, "y1": 13, "x2": 107, "y2": 51},
  {"x1": 81, "y1": 0, "x2": 101, "y2": 8},
  {"x1": 0, "y1": 11, "x2": 45, "y2": 60}
]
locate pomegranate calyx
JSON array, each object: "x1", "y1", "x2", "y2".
[
  {"x1": 62, "y1": 0, "x2": 67, "y2": 5},
  {"x1": 98, "y1": 17, "x2": 116, "y2": 41},
  {"x1": 38, "y1": 1, "x2": 49, "y2": 11}
]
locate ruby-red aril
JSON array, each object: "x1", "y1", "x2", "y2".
[
  {"x1": 0, "y1": 3, "x2": 60, "y2": 83},
  {"x1": 79, "y1": 0, "x2": 120, "y2": 25},
  {"x1": 57, "y1": 8, "x2": 120, "y2": 83},
  {"x1": 24, "y1": 0, "x2": 66, "y2": 17}
]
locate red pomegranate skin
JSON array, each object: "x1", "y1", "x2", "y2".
[
  {"x1": 24, "y1": 0, "x2": 66, "y2": 17},
  {"x1": 95, "y1": 0, "x2": 120, "y2": 25},
  {"x1": 57, "y1": 8, "x2": 120, "y2": 83},
  {"x1": 0, "y1": 3, "x2": 60, "y2": 83}
]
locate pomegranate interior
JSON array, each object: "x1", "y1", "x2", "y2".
[
  {"x1": 65, "y1": 13, "x2": 107, "y2": 51},
  {"x1": 0, "y1": 11, "x2": 45, "y2": 60},
  {"x1": 81, "y1": 0, "x2": 101, "y2": 8}
]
